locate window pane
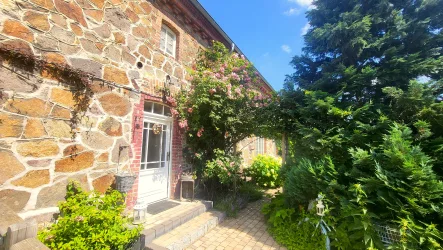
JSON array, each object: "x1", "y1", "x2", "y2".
[
  {"x1": 140, "y1": 163, "x2": 146, "y2": 170},
  {"x1": 147, "y1": 129, "x2": 161, "y2": 162},
  {"x1": 140, "y1": 128, "x2": 148, "y2": 166},
  {"x1": 164, "y1": 107, "x2": 171, "y2": 116},
  {"x1": 161, "y1": 130, "x2": 166, "y2": 161},
  {"x1": 144, "y1": 102, "x2": 153, "y2": 112},
  {"x1": 153, "y1": 103, "x2": 163, "y2": 114},
  {"x1": 146, "y1": 163, "x2": 160, "y2": 169},
  {"x1": 160, "y1": 28, "x2": 166, "y2": 50}
]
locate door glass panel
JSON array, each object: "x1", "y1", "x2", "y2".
[
  {"x1": 161, "y1": 129, "x2": 167, "y2": 161},
  {"x1": 140, "y1": 127, "x2": 148, "y2": 166},
  {"x1": 147, "y1": 129, "x2": 161, "y2": 162},
  {"x1": 146, "y1": 162, "x2": 160, "y2": 169}
]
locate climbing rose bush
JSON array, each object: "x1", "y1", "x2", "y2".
[
  {"x1": 175, "y1": 41, "x2": 273, "y2": 175},
  {"x1": 205, "y1": 149, "x2": 242, "y2": 186}
]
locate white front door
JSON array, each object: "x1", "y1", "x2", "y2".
[{"x1": 138, "y1": 114, "x2": 172, "y2": 204}]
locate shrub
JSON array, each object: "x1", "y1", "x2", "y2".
[
  {"x1": 238, "y1": 182, "x2": 264, "y2": 202},
  {"x1": 213, "y1": 182, "x2": 264, "y2": 217},
  {"x1": 284, "y1": 157, "x2": 344, "y2": 208},
  {"x1": 262, "y1": 194, "x2": 326, "y2": 250},
  {"x1": 245, "y1": 154, "x2": 282, "y2": 188},
  {"x1": 214, "y1": 193, "x2": 247, "y2": 218},
  {"x1": 38, "y1": 181, "x2": 142, "y2": 250},
  {"x1": 204, "y1": 149, "x2": 242, "y2": 187}
]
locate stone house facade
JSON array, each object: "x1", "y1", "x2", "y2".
[{"x1": 0, "y1": 0, "x2": 275, "y2": 222}]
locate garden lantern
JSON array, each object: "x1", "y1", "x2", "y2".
[
  {"x1": 133, "y1": 200, "x2": 147, "y2": 225},
  {"x1": 316, "y1": 196, "x2": 325, "y2": 217}
]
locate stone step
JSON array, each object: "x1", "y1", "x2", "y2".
[
  {"x1": 140, "y1": 200, "x2": 213, "y2": 247},
  {"x1": 147, "y1": 210, "x2": 226, "y2": 250}
]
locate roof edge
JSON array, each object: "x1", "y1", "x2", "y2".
[{"x1": 188, "y1": 0, "x2": 275, "y2": 92}]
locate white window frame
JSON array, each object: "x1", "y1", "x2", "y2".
[
  {"x1": 160, "y1": 24, "x2": 177, "y2": 58},
  {"x1": 256, "y1": 137, "x2": 264, "y2": 155}
]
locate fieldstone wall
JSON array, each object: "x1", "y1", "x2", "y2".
[
  {"x1": 238, "y1": 137, "x2": 279, "y2": 167},
  {"x1": 0, "y1": 0, "x2": 205, "y2": 221}
]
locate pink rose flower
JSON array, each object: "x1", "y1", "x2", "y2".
[
  {"x1": 197, "y1": 127, "x2": 204, "y2": 137},
  {"x1": 179, "y1": 119, "x2": 188, "y2": 129},
  {"x1": 209, "y1": 88, "x2": 216, "y2": 95},
  {"x1": 171, "y1": 108, "x2": 179, "y2": 116},
  {"x1": 187, "y1": 107, "x2": 193, "y2": 113}
]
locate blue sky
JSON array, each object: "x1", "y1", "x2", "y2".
[{"x1": 198, "y1": 0, "x2": 313, "y2": 91}]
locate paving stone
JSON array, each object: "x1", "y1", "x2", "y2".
[{"x1": 184, "y1": 199, "x2": 286, "y2": 250}]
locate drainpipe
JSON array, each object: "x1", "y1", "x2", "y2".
[{"x1": 230, "y1": 43, "x2": 235, "y2": 53}]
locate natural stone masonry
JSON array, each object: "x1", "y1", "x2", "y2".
[{"x1": 0, "y1": 0, "x2": 274, "y2": 222}]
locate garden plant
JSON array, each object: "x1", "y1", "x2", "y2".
[
  {"x1": 173, "y1": 41, "x2": 274, "y2": 211},
  {"x1": 260, "y1": 0, "x2": 443, "y2": 249},
  {"x1": 38, "y1": 181, "x2": 142, "y2": 250},
  {"x1": 244, "y1": 154, "x2": 282, "y2": 188}
]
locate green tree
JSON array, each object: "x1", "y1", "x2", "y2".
[{"x1": 268, "y1": 0, "x2": 443, "y2": 248}]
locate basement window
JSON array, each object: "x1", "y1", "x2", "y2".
[{"x1": 160, "y1": 24, "x2": 177, "y2": 58}]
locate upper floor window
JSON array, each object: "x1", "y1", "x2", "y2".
[{"x1": 160, "y1": 24, "x2": 177, "y2": 58}]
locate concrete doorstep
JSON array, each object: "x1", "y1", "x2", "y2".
[
  {"x1": 147, "y1": 210, "x2": 226, "y2": 250},
  {"x1": 130, "y1": 200, "x2": 225, "y2": 250}
]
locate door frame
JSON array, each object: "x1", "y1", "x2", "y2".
[{"x1": 138, "y1": 111, "x2": 173, "y2": 204}]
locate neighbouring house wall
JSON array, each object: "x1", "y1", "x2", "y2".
[
  {"x1": 0, "y1": 0, "x2": 209, "y2": 221},
  {"x1": 238, "y1": 137, "x2": 279, "y2": 167}
]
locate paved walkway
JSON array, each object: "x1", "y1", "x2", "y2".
[{"x1": 186, "y1": 199, "x2": 286, "y2": 250}]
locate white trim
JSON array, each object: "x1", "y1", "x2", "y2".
[
  {"x1": 138, "y1": 111, "x2": 173, "y2": 204},
  {"x1": 160, "y1": 24, "x2": 177, "y2": 58}
]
